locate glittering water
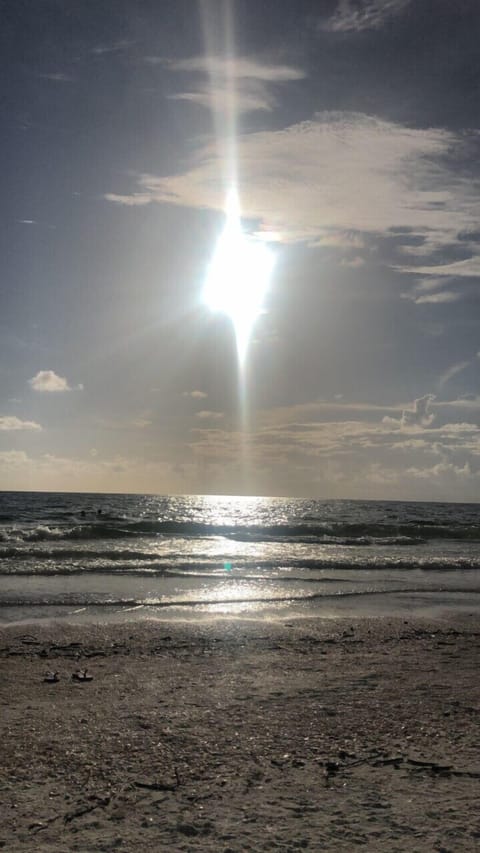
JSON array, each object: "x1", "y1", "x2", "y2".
[{"x1": 1, "y1": 492, "x2": 480, "y2": 623}]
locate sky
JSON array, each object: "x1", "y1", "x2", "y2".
[{"x1": 2, "y1": 0, "x2": 480, "y2": 500}]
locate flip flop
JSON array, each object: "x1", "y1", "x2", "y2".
[
  {"x1": 71, "y1": 669, "x2": 93, "y2": 682},
  {"x1": 43, "y1": 671, "x2": 60, "y2": 683}
]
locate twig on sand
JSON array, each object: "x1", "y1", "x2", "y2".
[
  {"x1": 29, "y1": 794, "x2": 111, "y2": 832},
  {"x1": 64, "y1": 795, "x2": 111, "y2": 823},
  {"x1": 29, "y1": 815, "x2": 60, "y2": 834},
  {"x1": 134, "y1": 766, "x2": 181, "y2": 792}
]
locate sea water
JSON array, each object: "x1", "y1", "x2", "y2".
[{"x1": 1, "y1": 491, "x2": 480, "y2": 624}]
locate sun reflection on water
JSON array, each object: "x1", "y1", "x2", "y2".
[{"x1": 196, "y1": 578, "x2": 293, "y2": 614}]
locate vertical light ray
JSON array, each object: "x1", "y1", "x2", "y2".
[
  {"x1": 199, "y1": 0, "x2": 275, "y2": 493},
  {"x1": 198, "y1": 0, "x2": 238, "y2": 194}
]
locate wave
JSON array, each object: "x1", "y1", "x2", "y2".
[
  {"x1": 1, "y1": 586, "x2": 480, "y2": 610},
  {"x1": 0, "y1": 547, "x2": 164, "y2": 561},
  {"x1": 0, "y1": 540, "x2": 430, "y2": 564},
  {"x1": 2, "y1": 519, "x2": 480, "y2": 544},
  {"x1": 1, "y1": 556, "x2": 480, "y2": 575}
]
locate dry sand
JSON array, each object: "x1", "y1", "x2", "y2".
[{"x1": 1, "y1": 614, "x2": 480, "y2": 852}]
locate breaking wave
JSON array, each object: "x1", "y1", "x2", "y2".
[{"x1": 2, "y1": 519, "x2": 480, "y2": 545}]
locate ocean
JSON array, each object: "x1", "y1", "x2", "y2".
[{"x1": 1, "y1": 491, "x2": 480, "y2": 625}]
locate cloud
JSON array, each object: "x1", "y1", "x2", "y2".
[
  {"x1": 0, "y1": 416, "x2": 42, "y2": 431},
  {"x1": 409, "y1": 290, "x2": 461, "y2": 304},
  {"x1": 341, "y1": 256, "x2": 365, "y2": 268},
  {"x1": 404, "y1": 460, "x2": 475, "y2": 483},
  {"x1": 28, "y1": 370, "x2": 72, "y2": 392},
  {"x1": 459, "y1": 391, "x2": 480, "y2": 398},
  {"x1": 259, "y1": 399, "x2": 402, "y2": 427},
  {"x1": 0, "y1": 450, "x2": 194, "y2": 494},
  {"x1": 104, "y1": 192, "x2": 153, "y2": 207},
  {"x1": 168, "y1": 87, "x2": 274, "y2": 114},
  {"x1": 131, "y1": 418, "x2": 152, "y2": 429},
  {"x1": 91, "y1": 40, "x2": 133, "y2": 56},
  {"x1": 322, "y1": 0, "x2": 412, "y2": 33},
  {"x1": 317, "y1": 230, "x2": 367, "y2": 250},
  {"x1": 397, "y1": 256, "x2": 480, "y2": 278},
  {"x1": 105, "y1": 112, "x2": 477, "y2": 261},
  {"x1": 400, "y1": 394, "x2": 436, "y2": 428},
  {"x1": 0, "y1": 450, "x2": 29, "y2": 467},
  {"x1": 159, "y1": 56, "x2": 305, "y2": 82},
  {"x1": 94, "y1": 415, "x2": 154, "y2": 431},
  {"x1": 188, "y1": 397, "x2": 480, "y2": 499},
  {"x1": 360, "y1": 460, "x2": 479, "y2": 498},
  {"x1": 195, "y1": 410, "x2": 224, "y2": 420},
  {"x1": 400, "y1": 275, "x2": 467, "y2": 305},
  {"x1": 439, "y1": 361, "x2": 471, "y2": 388},
  {"x1": 155, "y1": 55, "x2": 305, "y2": 115},
  {"x1": 39, "y1": 72, "x2": 74, "y2": 82},
  {"x1": 182, "y1": 390, "x2": 208, "y2": 399}
]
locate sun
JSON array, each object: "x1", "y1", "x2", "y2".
[{"x1": 203, "y1": 190, "x2": 275, "y2": 365}]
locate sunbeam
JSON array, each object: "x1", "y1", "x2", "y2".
[{"x1": 200, "y1": 1, "x2": 275, "y2": 372}]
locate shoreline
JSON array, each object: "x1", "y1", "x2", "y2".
[
  {"x1": 2, "y1": 585, "x2": 480, "y2": 630},
  {"x1": 1, "y1": 614, "x2": 480, "y2": 851}
]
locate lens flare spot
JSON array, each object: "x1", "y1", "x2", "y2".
[{"x1": 204, "y1": 189, "x2": 275, "y2": 365}]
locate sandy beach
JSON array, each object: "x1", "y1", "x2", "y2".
[{"x1": 1, "y1": 614, "x2": 480, "y2": 852}]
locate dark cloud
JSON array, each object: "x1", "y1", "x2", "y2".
[
  {"x1": 401, "y1": 394, "x2": 436, "y2": 427},
  {"x1": 457, "y1": 230, "x2": 480, "y2": 243}
]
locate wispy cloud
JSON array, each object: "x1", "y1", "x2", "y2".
[
  {"x1": 322, "y1": 0, "x2": 412, "y2": 33},
  {"x1": 439, "y1": 359, "x2": 473, "y2": 389},
  {"x1": 398, "y1": 256, "x2": 480, "y2": 278},
  {"x1": 341, "y1": 256, "x2": 365, "y2": 268},
  {"x1": 182, "y1": 390, "x2": 208, "y2": 399},
  {"x1": 434, "y1": 396, "x2": 480, "y2": 412},
  {"x1": 168, "y1": 87, "x2": 274, "y2": 114},
  {"x1": 195, "y1": 410, "x2": 224, "y2": 420},
  {"x1": 401, "y1": 275, "x2": 465, "y2": 305},
  {"x1": 39, "y1": 72, "x2": 74, "y2": 82},
  {"x1": 91, "y1": 40, "x2": 133, "y2": 56},
  {"x1": 131, "y1": 418, "x2": 152, "y2": 429},
  {"x1": 153, "y1": 55, "x2": 305, "y2": 115},
  {"x1": 159, "y1": 56, "x2": 305, "y2": 81},
  {"x1": 408, "y1": 290, "x2": 461, "y2": 305},
  {"x1": 0, "y1": 416, "x2": 42, "y2": 431},
  {"x1": 28, "y1": 370, "x2": 72, "y2": 392},
  {"x1": 104, "y1": 192, "x2": 154, "y2": 206},
  {"x1": 0, "y1": 450, "x2": 29, "y2": 466}
]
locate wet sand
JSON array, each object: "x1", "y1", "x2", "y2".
[{"x1": 1, "y1": 614, "x2": 480, "y2": 851}]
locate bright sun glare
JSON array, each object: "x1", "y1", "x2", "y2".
[{"x1": 204, "y1": 189, "x2": 275, "y2": 366}]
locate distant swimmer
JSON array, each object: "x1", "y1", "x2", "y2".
[
  {"x1": 97, "y1": 508, "x2": 102, "y2": 515},
  {"x1": 80, "y1": 510, "x2": 86, "y2": 518}
]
